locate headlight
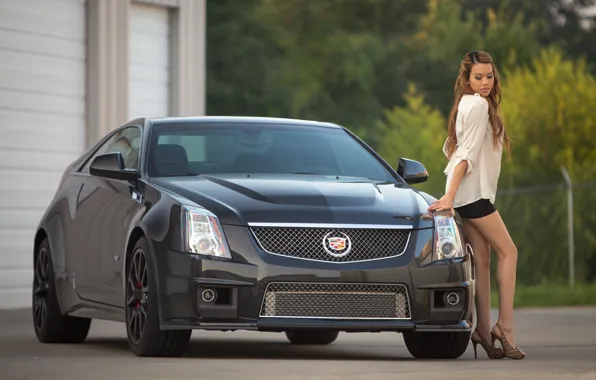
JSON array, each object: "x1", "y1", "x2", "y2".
[
  {"x1": 182, "y1": 206, "x2": 231, "y2": 259},
  {"x1": 433, "y1": 213, "x2": 465, "y2": 261}
]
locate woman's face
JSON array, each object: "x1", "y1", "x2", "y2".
[{"x1": 468, "y1": 63, "x2": 494, "y2": 97}]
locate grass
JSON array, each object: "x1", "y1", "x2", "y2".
[{"x1": 489, "y1": 283, "x2": 596, "y2": 308}]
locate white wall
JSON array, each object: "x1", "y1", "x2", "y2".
[{"x1": 0, "y1": 0, "x2": 87, "y2": 309}]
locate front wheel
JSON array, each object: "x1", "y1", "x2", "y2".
[
  {"x1": 285, "y1": 330, "x2": 339, "y2": 345},
  {"x1": 125, "y1": 237, "x2": 191, "y2": 357},
  {"x1": 402, "y1": 331, "x2": 470, "y2": 359}
]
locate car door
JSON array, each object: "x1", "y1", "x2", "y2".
[{"x1": 73, "y1": 125, "x2": 144, "y2": 307}]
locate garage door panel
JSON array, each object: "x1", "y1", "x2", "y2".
[
  {"x1": 129, "y1": 3, "x2": 171, "y2": 120},
  {"x1": 0, "y1": 230, "x2": 34, "y2": 269},
  {"x1": 130, "y1": 102, "x2": 169, "y2": 118},
  {"x1": 0, "y1": 269, "x2": 32, "y2": 292},
  {"x1": 0, "y1": 28, "x2": 84, "y2": 60},
  {"x1": 0, "y1": 256, "x2": 31, "y2": 272},
  {"x1": 0, "y1": 69, "x2": 85, "y2": 98},
  {"x1": 0, "y1": 125, "x2": 84, "y2": 154},
  {"x1": 0, "y1": 53, "x2": 85, "y2": 97},
  {"x1": 0, "y1": 190, "x2": 57, "y2": 209},
  {"x1": 0, "y1": 50, "x2": 85, "y2": 77},
  {"x1": 0, "y1": 0, "x2": 85, "y2": 41},
  {"x1": 0, "y1": 89, "x2": 85, "y2": 116},
  {"x1": 128, "y1": 84, "x2": 170, "y2": 103},
  {"x1": 129, "y1": 37, "x2": 170, "y2": 65},
  {"x1": 0, "y1": 149, "x2": 77, "y2": 172},
  {"x1": 0, "y1": 0, "x2": 85, "y2": 308},
  {"x1": 0, "y1": 209, "x2": 43, "y2": 230},
  {"x1": 0, "y1": 169, "x2": 64, "y2": 191},
  {"x1": 130, "y1": 4, "x2": 171, "y2": 34},
  {"x1": 130, "y1": 67, "x2": 170, "y2": 85},
  {"x1": 0, "y1": 109, "x2": 84, "y2": 134}
]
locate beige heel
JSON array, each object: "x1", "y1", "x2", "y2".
[
  {"x1": 470, "y1": 330, "x2": 504, "y2": 359},
  {"x1": 491, "y1": 323, "x2": 525, "y2": 360}
]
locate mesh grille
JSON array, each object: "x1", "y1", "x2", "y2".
[
  {"x1": 260, "y1": 282, "x2": 410, "y2": 319},
  {"x1": 250, "y1": 226, "x2": 410, "y2": 263}
]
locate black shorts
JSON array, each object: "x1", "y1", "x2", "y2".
[{"x1": 454, "y1": 198, "x2": 496, "y2": 219}]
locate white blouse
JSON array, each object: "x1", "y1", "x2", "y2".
[{"x1": 442, "y1": 93, "x2": 503, "y2": 208}]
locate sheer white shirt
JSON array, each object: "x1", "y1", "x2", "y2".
[{"x1": 442, "y1": 93, "x2": 503, "y2": 208}]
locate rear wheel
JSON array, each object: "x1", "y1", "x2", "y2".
[
  {"x1": 403, "y1": 330, "x2": 470, "y2": 359},
  {"x1": 285, "y1": 330, "x2": 339, "y2": 345},
  {"x1": 32, "y1": 238, "x2": 91, "y2": 343},
  {"x1": 125, "y1": 237, "x2": 191, "y2": 357}
]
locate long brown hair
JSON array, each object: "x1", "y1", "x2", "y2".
[{"x1": 444, "y1": 50, "x2": 511, "y2": 159}]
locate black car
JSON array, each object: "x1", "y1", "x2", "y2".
[{"x1": 32, "y1": 116, "x2": 475, "y2": 358}]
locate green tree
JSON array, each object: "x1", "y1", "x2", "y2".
[
  {"x1": 254, "y1": 0, "x2": 429, "y2": 146},
  {"x1": 462, "y1": 0, "x2": 596, "y2": 74},
  {"x1": 376, "y1": 84, "x2": 447, "y2": 196},
  {"x1": 496, "y1": 47, "x2": 596, "y2": 285},
  {"x1": 405, "y1": 0, "x2": 542, "y2": 116},
  {"x1": 206, "y1": 0, "x2": 285, "y2": 117}
]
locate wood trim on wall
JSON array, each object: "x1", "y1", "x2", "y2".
[
  {"x1": 85, "y1": 0, "x2": 205, "y2": 148},
  {"x1": 132, "y1": 0, "x2": 180, "y2": 8},
  {"x1": 85, "y1": 0, "x2": 130, "y2": 148},
  {"x1": 171, "y1": 0, "x2": 206, "y2": 117}
]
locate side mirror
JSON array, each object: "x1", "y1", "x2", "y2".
[
  {"x1": 397, "y1": 157, "x2": 428, "y2": 184},
  {"x1": 89, "y1": 152, "x2": 138, "y2": 182}
]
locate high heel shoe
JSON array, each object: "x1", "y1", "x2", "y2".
[
  {"x1": 471, "y1": 330, "x2": 505, "y2": 359},
  {"x1": 491, "y1": 323, "x2": 526, "y2": 360}
]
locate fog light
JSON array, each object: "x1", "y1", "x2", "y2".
[
  {"x1": 201, "y1": 288, "x2": 217, "y2": 303},
  {"x1": 446, "y1": 292, "x2": 460, "y2": 306}
]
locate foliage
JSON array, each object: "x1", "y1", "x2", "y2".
[
  {"x1": 495, "y1": 48, "x2": 596, "y2": 285},
  {"x1": 376, "y1": 84, "x2": 447, "y2": 195},
  {"x1": 205, "y1": 0, "x2": 596, "y2": 285}
]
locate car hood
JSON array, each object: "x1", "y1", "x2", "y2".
[{"x1": 151, "y1": 174, "x2": 434, "y2": 229}]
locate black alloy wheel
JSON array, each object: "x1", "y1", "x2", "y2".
[
  {"x1": 33, "y1": 245, "x2": 50, "y2": 332},
  {"x1": 124, "y1": 237, "x2": 191, "y2": 357},
  {"x1": 32, "y1": 237, "x2": 91, "y2": 343},
  {"x1": 126, "y1": 247, "x2": 149, "y2": 345}
]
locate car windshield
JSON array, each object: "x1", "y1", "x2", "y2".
[{"x1": 147, "y1": 121, "x2": 397, "y2": 183}]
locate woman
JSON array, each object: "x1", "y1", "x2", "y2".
[{"x1": 428, "y1": 50, "x2": 525, "y2": 360}]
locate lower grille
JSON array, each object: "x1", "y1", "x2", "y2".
[{"x1": 260, "y1": 282, "x2": 411, "y2": 319}]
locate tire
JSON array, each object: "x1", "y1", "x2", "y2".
[
  {"x1": 125, "y1": 236, "x2": 191, "y2": 357},
  {"x1": 32, "y1": 238, "x2": 91, "y2": 343},
  {"x1": 285, "y1": 330, "x2": 339, "y2": 345},
  {"x1": 403, "y1": 330, "x2": 470, "y2": 359}
]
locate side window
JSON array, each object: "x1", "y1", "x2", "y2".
[{"x1": 80, "y1": 126, "x2": 142, "y2": 173}]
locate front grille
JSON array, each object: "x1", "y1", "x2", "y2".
[
  {"x1": 250, "y1": 226, "x2": 411, "y2": 263},
  {"x1": 260, "y1": 282, "x2": 411, "y2": 319}
]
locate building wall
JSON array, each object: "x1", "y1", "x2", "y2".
[{"x1": 0, "y1": 0, "x2": 206, "y2": 309}]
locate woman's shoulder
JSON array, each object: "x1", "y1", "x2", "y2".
[{"x1": 458, "y1": 93, "x2": 489, "y2": 114}]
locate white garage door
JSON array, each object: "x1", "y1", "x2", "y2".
[
  {"x1": 0, "y1": 0, "x2": 86, "y2": 308},
  {"x1": 129, "y1": 3, "x2": 172, "y2": 119}
]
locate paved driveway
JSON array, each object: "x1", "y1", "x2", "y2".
[{"x1": 1, "y1": 307, "x2": 596, "y2": 380}]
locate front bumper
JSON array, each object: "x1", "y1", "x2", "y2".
[{"x1": 152, "y1": 225, "x2": 474, "y2": 333}]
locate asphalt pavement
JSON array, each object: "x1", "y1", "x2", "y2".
[{"x1": 1, "y1": 307, "x2": 596, "y2": 380}]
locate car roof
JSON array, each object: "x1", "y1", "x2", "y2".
[{"x1": 144, "y1": 116, "x2": 343, "y2": 129}]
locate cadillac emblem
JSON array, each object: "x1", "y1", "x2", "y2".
[{"x1": 322, "y1": 231, "x2": 352, "y2": 258}]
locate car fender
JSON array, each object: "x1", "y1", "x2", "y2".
[{"x1": 122, "y1": 195, "x2": 184, "y2": 324}]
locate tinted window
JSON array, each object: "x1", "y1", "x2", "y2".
[
  {"x1": 147, "y1": 122, "x2": 396, "y2": 182},
  {"x1": 81, "y1": 126, "x2": 142, "y2": 173}
]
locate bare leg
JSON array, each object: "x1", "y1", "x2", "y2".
[
  {"x1": 467, "y1": 211, "x2": 519, "y2": 348},
  {"x1": 462, "y1": 220, "x2": 492, "y2": 343}
]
